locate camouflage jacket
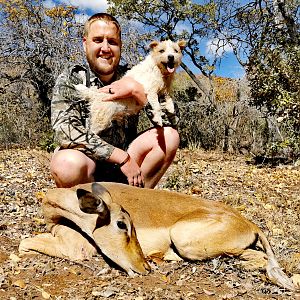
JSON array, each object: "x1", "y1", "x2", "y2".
[{"x1": 51, "y1": 64, "x2": 138, "y2": 161}]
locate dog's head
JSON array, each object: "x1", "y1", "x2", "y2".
[{"x1": 149, "y1": 40, "x2": 186, "y2": 75}]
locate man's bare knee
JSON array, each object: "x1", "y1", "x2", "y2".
[
  {"x1": 50, "y1": 150, "x2": 96, "y2": 187},
  {"x1": 161, "y1": 127, "x2": 180, "y2": 154}
]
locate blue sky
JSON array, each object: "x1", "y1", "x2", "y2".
[{"x1": 46, "y1": 0, "x2": 245, "y2": 79}]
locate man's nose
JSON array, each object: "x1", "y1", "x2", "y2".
[{"x1": 101, "y1": 39, "x2": 110, "y2": 51}]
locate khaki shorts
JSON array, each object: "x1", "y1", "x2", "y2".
[{"x1": 94, "y1": 160, "x2": 128, "y2": 184}]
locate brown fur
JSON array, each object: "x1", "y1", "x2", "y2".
[{"x1": 19, "y1": 182, "x2": 296, "y2": 291}]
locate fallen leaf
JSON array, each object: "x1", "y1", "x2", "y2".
[
  {"x1": 13, "y1": 279, "x2": 26, "y2": 288},
  {"x1": 292, "y1": 274, "x2": 300, "y2": 288},
  {"x1": 203, "y1": 288, "x2": 215, "y2": 296},
  {"x1": 33, "y1": 217, "x2": 46, "y2": 225},
  {"x1": 42, "y1": 290, "x2": 51, "y2": 299},
  {"x1": 161, "y1": 275, "x2": 170, "y2": 283},
  {"x1": 235, "y1": 204, "x2": 247, "y2": 211},
  {"x1": 263, "y1": 203, "x2": 276, "y2": 210},
  {"x1": 272, "y1": 227, "x2": 284, "y2": 235},
  {"x1": 9, "y1": 253, "x2": 21, "y2": 263},
  {"x1": 35, "y1": 191, "x2": 45, "y2": 201},
  {"x1": 69, "y1": 268, "x2": 79, "y2": 275}
]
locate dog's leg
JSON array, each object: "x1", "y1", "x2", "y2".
[
  {"x1": 147, "y1": 93, "x2": 163, "y2": 127},
  {"x1": 164, "y1": 95, "x2": 175, "y2": 114},
  {"x1": 163, "y1": 95, "x2": 178, "y2": 125}
]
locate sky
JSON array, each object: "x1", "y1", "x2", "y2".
[{"x1": 47, "y1": 0, "x2": 245, "y2": 79}]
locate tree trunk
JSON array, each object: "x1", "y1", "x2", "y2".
[{"x1": 180, "y1": 61, "x2": 209, "y2": 97}]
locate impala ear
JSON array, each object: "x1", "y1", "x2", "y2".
[
  {"x1": 92, "y1": 182, "x2": 113, "y2": 205},
  {"x1": 77, "y1": 188, "x2": 110, "y2": 226},
  {"x1": 77, "y1": 189, "x2": 107, "y2": 214}
]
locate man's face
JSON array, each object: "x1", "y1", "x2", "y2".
[{"x1": 83, "y1": 20, "x2": 121, "y2": 83}]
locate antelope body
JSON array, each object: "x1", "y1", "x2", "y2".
[{"x1": 19, "y1": 182, "x2": 296, "y2": 291}]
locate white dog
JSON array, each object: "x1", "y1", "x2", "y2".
[{"x1": 75, "y1": 40, "x2": 186, "y2": 134}]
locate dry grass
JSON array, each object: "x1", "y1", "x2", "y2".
[{"x1": 0, "y1": 148, "x2": 299, "y2": 299}]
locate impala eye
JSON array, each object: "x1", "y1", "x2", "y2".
[{"x1": 117, "y1": 221, "x2": 127, "y2": 230}]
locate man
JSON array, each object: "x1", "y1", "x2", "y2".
[{"x1": 50, "y1": 13, "x2": 179, "y2": 189}]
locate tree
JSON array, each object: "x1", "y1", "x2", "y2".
[
  {"x1": 0, "y1": 0, "x2": 83, "y2": 114},
  {"x1": 108, "y1": 0, "x2": 221, "y2": 97},
  {"x1": 0, "y1": 0, "x2": 83, "y2": 147},
  {"x1": 214, "y1": 0, "x2": 300, "y2": 155}
]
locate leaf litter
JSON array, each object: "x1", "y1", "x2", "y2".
[{"x1": 0, "y1": 148, "x2": 299, "y2": 299}]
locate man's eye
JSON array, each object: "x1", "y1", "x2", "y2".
[{"x1": 108, "y1": 40, "x2": 119, "y2": 46}]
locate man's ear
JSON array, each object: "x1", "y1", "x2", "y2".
[{"x1": 83, "y1": 37, "x2": 87, "y2": 52}]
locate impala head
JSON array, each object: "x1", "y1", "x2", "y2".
[
  {"x1": 149, "y1": 40, "x2": 186, "y2": 75},
  {"x1": 76, "y1": 183, "x2": 150, "y2": 276}
]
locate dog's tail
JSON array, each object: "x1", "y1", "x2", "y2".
[{"x1": 257, "y1": 229, "x2": 296, "y2": 291}]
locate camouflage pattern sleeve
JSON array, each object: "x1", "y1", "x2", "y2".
[{"x1": 51, "y1": 65, "x2": 115, "y2": 161}]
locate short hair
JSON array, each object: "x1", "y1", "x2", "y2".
[{"x1": 83, "y1": 13, "x2": 121, "y2": 39}]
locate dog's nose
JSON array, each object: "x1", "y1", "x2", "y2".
[{"x1": 168, "y1": 55, "x2": 174, "y2": 62}]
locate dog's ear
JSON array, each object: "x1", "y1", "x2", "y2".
[
  {"x1": 177, "y1": 40, "x2": 186, "y2": 50},
  {"x1": 149, "y1": 41, "x2": 159, "y2": 49}
]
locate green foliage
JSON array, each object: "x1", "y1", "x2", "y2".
[
  {"x1": 214, "y1": 0, "x2": 300, "y2": 157},
  {"x1": 0, "y1": 92, "x2": 51, "y2": 149},
  {"x1": 39, "y1": 131, "x2": 59, "y2": 153},
  {"x1": 108, "y1": 0, "x2": 219, "y2": 79},
  {"x1": 245, "y1": 3, "x2": 300, "y2": 156},
  {"x1": 248, "y1": 45, "x2": 300, "y2": 120},
  {"x1": 0, "y1": 0, "x2": 83, "y2": 114}
]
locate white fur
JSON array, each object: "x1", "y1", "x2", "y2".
[{"x1": 75, "y1": 40, "x2": 185, "y2": 135}]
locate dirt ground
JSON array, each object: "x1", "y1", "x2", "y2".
[{"x1": 0, "y1": 148, "x2": 299, "y2": 300}]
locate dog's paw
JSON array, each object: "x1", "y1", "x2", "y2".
[{"x1": 152, "y1": 115, "x2": 163, "y2": 127}]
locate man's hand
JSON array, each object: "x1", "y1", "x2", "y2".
[
  {"x1": 98, "y1": 77, "x2": 147, "y2": 107},
  {"x1": 120, "y1": 156, "x2": 144, "y2": 187},
  {"x1": 107, "y1": 148, "x2": 144, "y2": 187}
]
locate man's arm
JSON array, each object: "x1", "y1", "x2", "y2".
[
  {"x1": 51, "y1": 66, "x2": 145, "y2": 187},
  {"x1": 97, "y1": 76, "x2": 148, "y2": 107},
  {"x1": 51, "y1": 67, "x2": 116, "y2": 161}
]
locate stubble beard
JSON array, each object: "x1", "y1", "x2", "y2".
[{"x1": 87, "y1": 54, "x2": 120, "y2": 79}]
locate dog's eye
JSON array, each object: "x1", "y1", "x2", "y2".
[
  {"x1": 117, "y1": 221, "x2": 127, "y2": 231},
  {"x1": 159, "y1": 49, "x2": 165, "y2": 53},
  {"x1": 175, "y1": 49, "x2": 179, "y2": 53}
]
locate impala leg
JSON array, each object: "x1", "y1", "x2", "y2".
[
  {"x1": 239, "y1": 249, "x2": 268, "y2": 270},
  {"x1": 19, "y1": 225, "x2": 96, "y2": 260},
  {"x1": 19, "y1": 233, "x2": 65, "y2": 258}
]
